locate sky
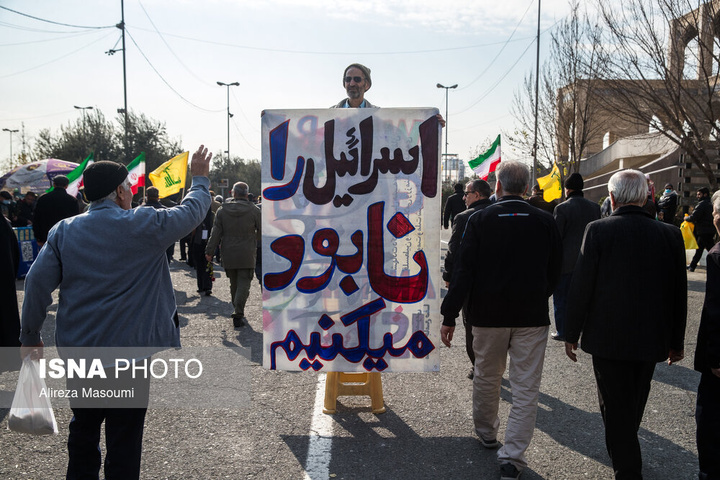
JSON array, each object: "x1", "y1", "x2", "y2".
[{"x1": 0, "y1": 0, "x2": 573, "y2": 174}]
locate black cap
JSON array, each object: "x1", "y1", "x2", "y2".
[
  {"x1": 83, "y1": 161, "x2": 129, "y2": 201},
  {"x1": 564, "y1": 173, "x2": 584, "y2": 191}
]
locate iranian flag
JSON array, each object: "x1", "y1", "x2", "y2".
[
  {"x1": 127, "y1": 152, "x2": 146, "y2": 195},
  {"x1": 65, "y1": 153, "x2": 94, "y2": 197},
  {"x1": 469, "y1": 134, "x2": 501, "y2": 180}
]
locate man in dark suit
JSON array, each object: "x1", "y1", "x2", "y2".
[
  {"x1": 443, "y1": 183, "x2": 466, "y2": 229},
  {"x1": 687, "y1": 187, "x2": 715, "y2": 272},
  {"x1": 565, "y1": 169, "x2": 687, "y2": 479},
  {"x1": 32, "y1": 175, "x2": 79, "y2": 246},
  {"x1": 551, "y1": 173, "x2": 600, "y2": 341},
  {"x1": 442, "y1": 179, "x2": 493, "y2": 378},
  {"x1": 695, "y1": 190, "x2": 720, "y2": 480},
  {"x1": 441, "y1": 161, "x2": 562, "y2": 480}
]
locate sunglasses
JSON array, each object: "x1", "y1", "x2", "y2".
[
  {"x1": 463, "y1": 191, "x2": 475, "y2": 196},
  {"x1": 344, "y1": 76, "x2": 364, "y2": 84}
]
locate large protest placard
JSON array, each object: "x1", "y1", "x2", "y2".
[{"x1": 261, "y1": 108, "x2": 441, "y2": 372}]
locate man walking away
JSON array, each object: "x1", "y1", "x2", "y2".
[
  {"x1": 205, "y1": 182, "x2": 261, "y2": 329},
  {"x1": 565, "y1": 169, "x2": 686, "y2": 479},
  {"x1": 441, "y1": 161, "x2": 562, "y2": 480}
]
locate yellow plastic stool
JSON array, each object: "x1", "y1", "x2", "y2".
[{"x1": 323, "y1": 372, "x2": 386, "y2": 414}]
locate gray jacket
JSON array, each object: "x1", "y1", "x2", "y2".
[
  {"x1": 20, "y1": 177, "x2": 211, "y2": 348},
  {"x1": 205, "y1": 198, "x2": 261, "y2": 270}
]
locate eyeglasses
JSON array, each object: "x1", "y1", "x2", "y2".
[
  {"x1": 344, "y1": 76, "x2": 364, "y2": 84},
  {"x1": 463, "y1": 191, "x2": 475, "y2": 196}
]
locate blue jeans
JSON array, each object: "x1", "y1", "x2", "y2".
[{"x1": 552, "y1": 273, "x2": 572, "y2": 338}]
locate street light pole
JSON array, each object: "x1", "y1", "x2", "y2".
[
  {"x1": 437, "y1": 83, "x2": 458, "y2": 182},
  {"x1": 217, "y1": 81, "x2": 239, "y2": 161},
  {"x1": 74, "y1": 105, "x2": 94, "y2": 135},
  {"x1": 3, "y1": 128, "x2": 19, "y2": 170}
]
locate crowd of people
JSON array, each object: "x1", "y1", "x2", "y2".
[
  {"x1": 0, "y1": 60, "x2": 717, "y2": 480},
  {"x1": 442, "y1": 167, "x2": 718, "y2": 480}
]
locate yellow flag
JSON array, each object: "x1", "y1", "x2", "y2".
[
  {"x1": 537, "y1": 162, "x2": 562, "y2": 202},
  {"x1": 148, "y1": 152, "x2": 188, "y2": 198}
]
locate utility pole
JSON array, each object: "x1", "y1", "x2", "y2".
[
  {"x1": 3, "y1": 128, "x2": 19, "y2": 170},
  {"x1": 532, "y1": 0, "x2": 541, "y2": 187},
  {"x1": 437, "y1": 83, "x2": 458, "y2": 183},
  {"x1": 217, "y1": 81, "x2": 239, "y2": 162},
  {"x1": 105, "y1": 1, "x2": 129, "y2": 163}
]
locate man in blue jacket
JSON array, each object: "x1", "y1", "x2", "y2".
[{"x1": 20, "y1": 145, "x2": 212, "y2": 480}]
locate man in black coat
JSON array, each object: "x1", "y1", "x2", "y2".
[
  {"x1": 551, "y1": 173, "x2": 600, "y2": 341},
  {"x1": 687, "y1": 187, "x2": 715, "y2": 272},
  {"x1": 565, "y1": 169, "x2": 687, "y2": 479},
  {"x1": 695, "y1": 190, "x2": 720, "y2": 480},
  {"x1": 443, "y1": 183, "x2": 465, "y2": 229},
  {"x1": 441, "y1": 161, "x2": 562, "y2": 479},
  {"x1": 442, "y1": 179, "x2": 493, "y2": 378},
  {"x1": 32, "y1": 175, "x2": 79, "y2": 245}
]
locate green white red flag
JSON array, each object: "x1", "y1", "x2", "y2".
[
  {"x1": 468, "y1": 134, "x2": 501, "y2": 180},
  {"x1": 65, "y1": 153, "x2": 94, "y2": 197},
  {"x1": 127, "y1": 152, "x2": 146, "y2": 195}
]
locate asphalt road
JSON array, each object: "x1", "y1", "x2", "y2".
[{"x1": 0, "y1": 232, "x2": 706, "y2": 480}]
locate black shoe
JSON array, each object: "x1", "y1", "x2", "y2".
[
  {"x1": 479, "y1": 437, "x2": 499, "y2": 449},
  {"x1": 500, "y1": 462, "x2": 521, "y2": 479},
  {"x1": 233, "y1": 316, "x2": 246, "y2": 329},
  {"x1": 204, "y1": 290, "x2": 212, "y2": 296},
  {"x1": 551, "y1": 332, "x2": 565, "y2": 341},
  {"x1": 688, "y1": 265, "x2": 696, "y2": 272},
  {"x1": 467, "y1": 369, "x2": 474, "y2": 380}
]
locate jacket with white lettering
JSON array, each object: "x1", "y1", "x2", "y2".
[{"x1": 441, "y1": 196, "x2": 562, "y2": 328}]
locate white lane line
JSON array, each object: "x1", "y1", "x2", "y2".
[{"x1": 304, "y1": 373, "x2": 333, "y2": 480}]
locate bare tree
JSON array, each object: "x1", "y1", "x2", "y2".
[
  {"x1": 596, "y1": 0, "x2": 720, "y2": 189},
  {"x1": 512, "y1": 1, "x2": 608, "y2": 181}
]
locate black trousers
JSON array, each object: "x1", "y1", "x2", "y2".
[
  {"x1": 592, "y1": 356, "x2": 656, "y2": 480},
  {"x1": 191, "y1": 243, "x2": 212, "y2": 293},
  {"x1": 697, "y1": 371, "x2": 720, "y2": 480},
  {"x1": 66, "y1": 368, "x2": 150, "y2": 480},
  {"x1": 691, "y1": 233, "x2": 716, "y2": 269}
]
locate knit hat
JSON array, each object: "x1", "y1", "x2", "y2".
[
  {"x1": 83, "y1": 161, "x2": 129, "y2": 201},
  {"x1": 564, "y1": 173, "x2": 584, "y2": 191}
]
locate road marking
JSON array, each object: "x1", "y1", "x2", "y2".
[{"x1": 304, "y1": 373, "x2": 332, "y2": 480}]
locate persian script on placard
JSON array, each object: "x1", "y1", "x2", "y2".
[{"x1": 261, "y1": 108, "x2": 441, "y2": 372}]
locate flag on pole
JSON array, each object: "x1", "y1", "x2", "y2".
[
  {"x1": 127, "y1": 152, "x2": 146, "y2": 195},
  {"x1": 62, "y1": 153, "x2": 94, "y2": 197},
  {"x1": 468, "y1": 134, "x2": 501, "y2": 180},
  {"x1": 148, "y1": 151, "x2": 188, "y2": 198},
  {"x1": 536, "y1": 162, "x2": 563, "y2": 202}
]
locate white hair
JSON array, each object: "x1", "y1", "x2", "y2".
[
  {"x1": 607, "y1": 170, "x2": 646, "y2": 206},
  {"x1": 94, "y1": 178, "x2": 132, "y2": 204}
]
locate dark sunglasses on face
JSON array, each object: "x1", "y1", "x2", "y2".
[
  {"x1": 463, "y1": 191, "x2": 475, "y2": 196},
  {"x1": 344, "y1": 76, "x2": 364, "y2": 84}
]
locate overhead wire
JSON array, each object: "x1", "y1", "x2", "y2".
[
  {"x1": 230, "y1": 89, "x2": 260, "y2": 135},
  {"x1": 453, "y1": 38, "x2": 536, "y2": 116},
  {"x1": 0, "y1": 30, "x2": 114, "y2": 79},
  {"x1": 124, "y1": 29, "x2": 223, "y2": 113},
  {"x1": 136, "y1": 1, "x2": 211, "y2": 86},
  {"x1": 0, "y1": 20, "x2": 96, "y2": 35},
  {"x1": 457, "y1": 0, "x2": 535, "y2": 92},
  {"x1": 127, "y1": 25, "x2": 535, "y2": 56},
  {"x1": 0, "y1": 28, "x2": 102, "y2": 46},
  {"x1": 0, "y1": 6, "x2": 116, "y2": 30}
]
